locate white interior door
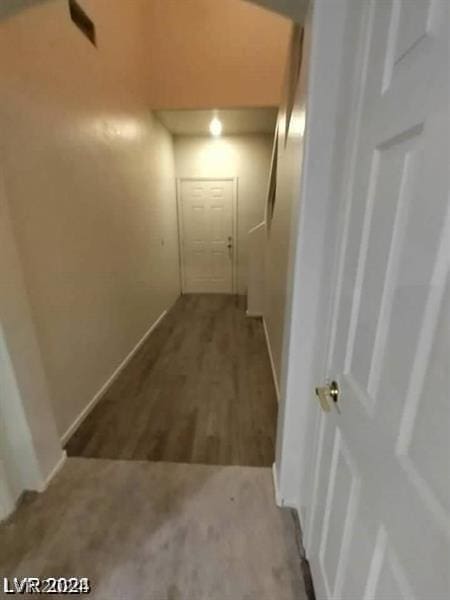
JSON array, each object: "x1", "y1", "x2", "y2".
[
  {"x1": 179, "y1": 179, "x2": 234, "y2": 293},
  {"x1": 307, "y1": 1, "x2": 449, "y2": 599}
]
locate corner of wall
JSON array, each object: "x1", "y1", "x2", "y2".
[{"x1": 0, "y1": 171, "x2": 63, "y2": 501}]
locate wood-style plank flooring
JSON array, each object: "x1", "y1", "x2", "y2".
[{"x1": 66, "y1": 294, "x2": 278, "y2": 466}]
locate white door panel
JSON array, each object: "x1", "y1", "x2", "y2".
[
  {"x1": 179, "y1": 179, "x2": 234, "y2": 293},
  {"x1": 308, "y1": 1, "x2": 449, "y2": 599}
]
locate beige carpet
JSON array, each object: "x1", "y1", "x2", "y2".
[{"x1": 0, "y1": 459, "x2": 307, "y2": 600}]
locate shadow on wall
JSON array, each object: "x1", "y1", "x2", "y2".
[{"x1": 0, "y1": 0, "x2": 53, "y2": 20}]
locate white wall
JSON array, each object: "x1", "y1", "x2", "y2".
[
  {"x1": 0, "y1": 172, "x2": 62, "y2": 510},
  {"x1": 174, "y1": 135, "x2": 274, "y2": 294},
  {"x1": 263, "y1": 25, "x2": 307, "y2": 390},
  {"x1": 247, "y1": 222, "x2": 268, "y2": 316},
  {"x1": 0, "y1": 1, "x2": 180, "y2": 442}
]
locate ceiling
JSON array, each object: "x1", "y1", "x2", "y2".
[
  {"x1": 0, "y1": 0, "x2": 45, "y2": 20},
  {"x1": 248, "y1": 0, "x2": 309, "y2": 24},
  {"x1": 2, "y1": 1, "x2": 291, "y2": 109},
  {"x1": 143, "y1": 0, "x2": 290, "y2": 109},
  {"x1": 155, "y1": 108, "x2": 278, "y2": 136}
]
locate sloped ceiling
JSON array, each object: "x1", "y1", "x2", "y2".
[
  {"x1": 246, "y1": 0, "x2": 309, "y2": 24},
  {"x1": 2, "y1": 0, "x2": 293, "y2": 110},
  {"x1": 143, "y1": 0, "x2": 292, "y2": 109},
  {"x1": 0, "y1": 0, "x2": 49, "y2": 20}
]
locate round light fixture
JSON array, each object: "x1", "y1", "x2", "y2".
[{"x1": 209, "y1": 117, "x2": 222, "y2": 137}]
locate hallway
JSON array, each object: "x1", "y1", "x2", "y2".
[
  {"x1": 66, "y1": 295, "x2": 278, "y2": 466},
  {"x1": 1, "y1": 1, "x2": 448, "y2": 598}
]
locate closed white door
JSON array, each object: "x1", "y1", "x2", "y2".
[
  {"x1": 308, "y1": 1, "x2": 449, "y2": 599},
  {"x1": 179, "y1": 179, "x2": 234, "y2": 293}
]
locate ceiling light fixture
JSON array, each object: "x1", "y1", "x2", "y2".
[{"x1": 209, "y1": 117, "x2": 222, "y2": 137}]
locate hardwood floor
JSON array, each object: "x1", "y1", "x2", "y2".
[{"x1": 66, "y1": 294, "x2": 278, "y2": 466}]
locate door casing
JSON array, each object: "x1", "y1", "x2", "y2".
[{"x1": 274, "y1": 0, "x2": 354, "y2": 514}]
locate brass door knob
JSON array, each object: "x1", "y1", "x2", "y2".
[{"x1": 315, "y1": 380, "x2": 340, "y2": 413}]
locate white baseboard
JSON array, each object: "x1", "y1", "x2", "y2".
[
  {"x1": 60, "y1": 309, "x2": 168, "y2": 445},
  {"x1": 0, "y1": 451, "x2": 68, "y2": 521},
  {"x1": 39, "y1": 450, "x2": 67, "y2": 492},
  {"x1": 272, "y1": 462, "x2": 298, "y2": 509},
  {"x1": 0, "y1": 462, "x2": 15, "y2": 521},
  {"x1": 272, "y1": 462, "x2": 283, "y2": 507},
  {"x1": 263, "y1": 318, "x2": 280, "y2": 402},
  {"x1": 246, "y1": 309, "x2": 263, "y2": 318}
]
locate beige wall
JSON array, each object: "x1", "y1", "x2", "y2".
[
  {"x1": 143, "y1": 0, "x2": 290, "y2": 109},
  {"x1": 264, "y1": 27, "x2": 307, "y2": 387},
  {"x1": 0, "y1": 0, "x2": 284, "y2": 450},
  {"x1": 174, "y1": 135, "x2": 273, "y2": 294},
  {"x1": 0, "y1": 1, "x2": 180, "y2": 439}
]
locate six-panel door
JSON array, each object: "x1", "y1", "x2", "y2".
[
  {"x1": 179, "y1": 179, "x2": 234, "y2": 294},
  {"x1": 308, "y1": 1, "x2": 449, "y2": 598}
]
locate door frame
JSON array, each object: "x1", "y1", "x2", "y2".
[
  {"x1": 274, "y1": 0, "x2": 364, "y2": 543},
  {"x1": 176, "y1": 177, "x2": 239, "y2": 294}
]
